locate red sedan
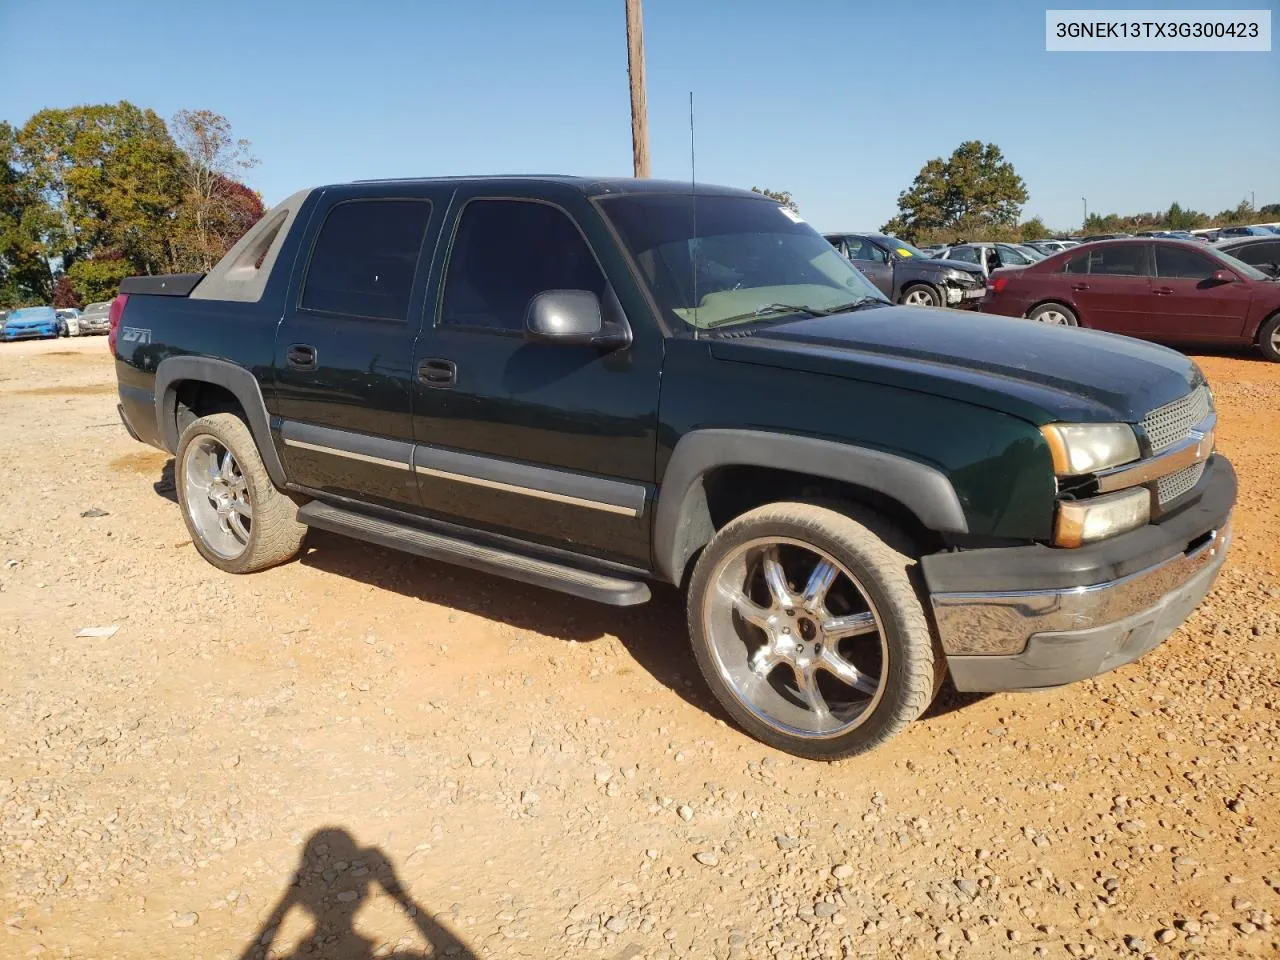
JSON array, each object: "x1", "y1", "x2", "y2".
[{"x1": 981, "y1": 239, "x2": 1280, "y2": 361}]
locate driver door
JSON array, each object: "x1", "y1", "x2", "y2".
[{"x1": 843, "y1": 236, "x2": 894, "y2": 296}]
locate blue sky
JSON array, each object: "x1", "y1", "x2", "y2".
[{"x1": 1, "y1": 0, "x2": 1276, "y2": 232}]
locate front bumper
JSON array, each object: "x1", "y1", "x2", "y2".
[
  {"x1": 925, "y1": 455, "x2": 1235, "y2": 691},
  {"x1": 2, "y1": 325, "x2": 57, "y2": 340}
]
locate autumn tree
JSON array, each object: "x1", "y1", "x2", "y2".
[
  {"x1": 751, "y1": 186, "x2": 798, "y2": 212},
  {"x1": 883, "y1": 141, "x2": 1027, "y2": 238},
  {"x1": 170, "y1": 109, "x2": 259, "y2": 271}
]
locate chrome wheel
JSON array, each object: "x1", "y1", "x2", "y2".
[
  {"x1": 1271, "y1": 326, "x2": 1280, "y2": 354},
  {"x1": 702, "y1": 537, "x2": 888, "y2": 739},
  {"x1": 902, "y1": 287, "x2": 938, "y2": 307},
  {"x1": 182, "y1": 435, "x2": 252, "y2": 559},
  {"x1": 1035, "y1": 308, "x2": 1071, "y2": 325}
]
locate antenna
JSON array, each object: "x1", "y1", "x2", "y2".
[{"x1": 690, "y1": 90, "x2": 698, "y2": 335}]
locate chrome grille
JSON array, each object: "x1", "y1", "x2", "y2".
[
  {"x1": 1156, "y1": 461, "x2": 1206, "y2": 505},
  {"x1": 1141, "y1": 386, "x2": 1211, "y2": 453}
]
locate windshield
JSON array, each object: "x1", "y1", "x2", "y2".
[
  {"x1": 82, "y1": 302, "x2": 110, "y2": 317},
  {"x1": 1216, "y1": 249, "x2": 1270, "y2": 281},
  {"x1": 995, "y1": 244, "x2": 1033, "y2": 265},
  {"x1": 11, "y1": 307, "x2": 54, "y2": 320},
  {"x1": 600, "y1": 195, "x2": 888, "y2": 329},
  {"x1": 878, "y1": 235, "x2": 929, "y2": 259}
]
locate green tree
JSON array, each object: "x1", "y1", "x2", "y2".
[
  {"x1": 18, "y1": 102, "x2": 184, "y2": 277},
  {"x1": 751, "y1": 186, "x2": 798, "y2": 212},
  {"x1": 1259, "y1": 202, "x2": 1280, "y2": 218},
  {"x1": 1018, "y1": 217, "x2": 1049, "y2": 240},
  {"x1": 883, "y1": 141, "x2": 1027, "y2": 238},
  {"x1": 0, "y1": 121, "x2": 55, "y2": 306}
]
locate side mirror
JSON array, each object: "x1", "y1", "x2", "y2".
[
  {"x1": 1210, "y1": 268, "x2": 1236, "y2": 283},
  {"x1": 524, "y1": 290, "x2": 629, "y2": 348}
]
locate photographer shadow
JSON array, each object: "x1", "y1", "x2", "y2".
[{"x1": 237, "y1": 827, "x2": 476, "y2": 960}]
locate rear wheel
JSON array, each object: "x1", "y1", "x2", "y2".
[
  {"x1": 176, "y1": 413, "x2": 306, "y2": 573},
  {"x1": 1258, "y1": 313, "x2": 1280, "y2": 362},
  {"x1": 1028, "y1": 302, "x2": 1078, "y2": 326},
  {"x1": 687, "y1": 502, "x2": 943, "y2": 760},
  {"x1": 899, "y1": 283, "x2": 941, "y2": 308}
]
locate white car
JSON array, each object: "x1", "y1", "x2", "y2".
[{"x1": 55, "y1": 308, "x2": 81, "y2": 337}]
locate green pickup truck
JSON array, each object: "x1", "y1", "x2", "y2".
[{"x1": 111, "y1": 177, "x2": 1233, "y2": 759}]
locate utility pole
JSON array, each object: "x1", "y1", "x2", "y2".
[
  {"x1": 625, "y1": 0, "x2": 650, "y2": 178},
  {"x1": 1082, "y1": 197, "x2": 1088, "y2": 229}
]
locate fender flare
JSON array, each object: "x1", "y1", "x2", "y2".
[
  {"x1": 154, "y1": 356, "x2": 287, "y2": 487},
  {"x1": 652, "y1": 429, "x2": 969, "y2": 584}
]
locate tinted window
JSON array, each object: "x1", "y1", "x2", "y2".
[
  {"x1": 442, "y1": 200, "x2": 605, "y2": 331},
  {"x1": 1062, "y1": 252, "x2": 1090, "y2": 274},
  {"x1": 845, "y1": 237, "x2": 887, "y2": 263},
  {"x1": 301, "y1": 200, "x2": 431, "y2": 320},
  {"x1": 1088, "y1": 245, "x2": 1149, "y2": 276},
  {"x1": 947, "y1": 246, "x2": 980, "y2": 264},
  {"x1": 1155, "y1": 245, "x2": 1216, "y2": 279},
  {"x1": 1231, "y1": 241, "x2": 1280, "y2": 268}
]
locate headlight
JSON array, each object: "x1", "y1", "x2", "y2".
[
  {"x1": 942, "y1": 269, "x2": 973, "y2": 283},
  {"x1": 1040, "y1": 423, "x2": 1140, "y2": 475},
  {"x1": 1054, "y1": 487, "x2": 1150, "y2": 547}
]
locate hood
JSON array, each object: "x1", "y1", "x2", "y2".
[{"x1": 707, "y1": 306, "x2": 1202, "y2": 425}]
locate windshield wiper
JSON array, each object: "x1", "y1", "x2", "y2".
[
  {"x1": 808, "y1": 297, "x2": 888, "y2": 314},
  {"x1": 702, "y1": 303, "x2": 827, "y2": 329},
  {"x1": 702, "y1": 298, "x2": 887, "y2": 329}
]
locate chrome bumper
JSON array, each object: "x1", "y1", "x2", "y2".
[{"x1": 932, "y1": 522, "x2": 1230, "y2": 690}]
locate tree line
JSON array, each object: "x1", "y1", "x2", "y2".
[
  {"x1": 761, "y1": 140, "x2": 1276, "y2": 245},
  {"x1": 0, "y1": 103, "x2": 263, "y2": 309}
]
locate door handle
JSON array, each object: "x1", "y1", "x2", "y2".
[
  {"x1": 1070, "y1": 283, "x2": 1090, "y2": 292},
  {"x1": 286, "y1": 344, "x2": 317, "y2": 370},
  {"x1": 418, "y1": 358, "x2": 457, "y2": 388},
  {"x1": 1152, "y1": 287, "x2": 1174, "y2": 295}
]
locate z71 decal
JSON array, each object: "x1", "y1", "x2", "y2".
[{"x1": 121, "y1": 326, "x2": 152, "y2": 344}]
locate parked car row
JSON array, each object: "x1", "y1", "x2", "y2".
[
  {"x1": 0, "y1": 302, "x2": 112, "y2": 341},
  {"x1": 981, "y1": 238, "x2": 1280, "y2": 361}
]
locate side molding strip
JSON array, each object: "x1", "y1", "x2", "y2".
[
  {"x1": 413, "y1": 444, "x2": 646, "y2": 518},
  {"x1": 279, "y1": 421, "x2": 648, "y2": 518}
]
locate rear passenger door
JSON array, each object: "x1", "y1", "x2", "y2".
[
  {"x1": 1151, "y1": 244, "x2": 1252, "y2": 341},
  {"x1": 274, "y1": 186, "x2": 446, "y2": 512},
  {"x1": 409, "y1": 190, "x2": 662, "y2": 569},
  {"x1": 1072, "y1": 244, "x2": 1153, "y2": 335}
]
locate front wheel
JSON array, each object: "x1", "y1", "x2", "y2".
[
  {"x1": 687, "y1": 502, "x2": 943, "y2": 760},
  {"x1": 1257, "y1": 313, "x2": 1280, "y2": 362},
  {"x1": 1028, "y1": 302, "x2": 1078, "y2": 326},
  {"x1": 899, "y1": 284, "x2": 941, "y2": 308}
]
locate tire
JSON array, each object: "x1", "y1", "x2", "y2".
[
  {"x1": 175, "y1": 412, "x2": 305, "y2": 573},
  {"x1": 1028, "y1": 302, "x2": 1078, "y2": 326},
  {"x1": 1257, "y1": 313, "x2": 1280, "y2": 362},
  {"x1": 899, "y1": 283, "x2": 941, "y2": 308},
  {"x1": 686, "y1": 501, "x2": 943, "y2": 760}
]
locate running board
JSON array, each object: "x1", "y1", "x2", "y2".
[{"x1": 297, "y1": 501, "x2": 651, "y2": 606}]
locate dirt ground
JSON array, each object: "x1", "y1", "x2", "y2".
[{"x1": 0, "y1": 336, "x2": 1276, "y2": 960}]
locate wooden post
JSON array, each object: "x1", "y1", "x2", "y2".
[{"x1": 625, "y1": 0, "x2": 650, "y2": 178}]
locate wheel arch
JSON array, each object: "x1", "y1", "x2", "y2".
[
  {"x1": 653, "y1": 430, "x2": 968, "y2": 586},
  {"x1": 154, "y1": 356, "x2": 287, "y2": 487}
]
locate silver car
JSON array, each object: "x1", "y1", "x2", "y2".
[
  {"x1": 78, "y1": 301, "x2": 111, "y2": 335},
  {"x1": 933, "y1": 242, "x2": 1035, "y2": 279}
]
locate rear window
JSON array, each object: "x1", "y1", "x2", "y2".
[
  {"x1": 300, "y1": 199, "x2": 432, "y2": 321},
  {"x1": 1089, "y1": 245, "x2": 1148, "y2": 276}
]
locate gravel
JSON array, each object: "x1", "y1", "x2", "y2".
[{"x1": 1, "y1": 340, "x2": 1278, "y2": 960}]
